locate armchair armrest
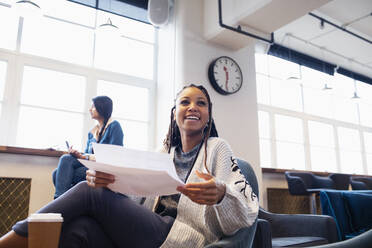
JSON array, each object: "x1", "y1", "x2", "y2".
[
  {"x1": 259, "y1": 209, "x2": 339, "y2": 243},
  {"x1": 204, "y1": 221, "x2": 257, "y2": 248},
  {"x1": 252, "y1": 219, "x2": 272, "y2": 248}
]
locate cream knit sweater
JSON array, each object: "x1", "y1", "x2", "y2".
[{"x1": 144, "y1": 137, "x2": 259, "y2": 247}]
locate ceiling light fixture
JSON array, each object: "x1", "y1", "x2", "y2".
[
  {"x1": 97, "y1": 18, "x2": 120, "y2": 35},
  {"x1": 351, "y1": 78, "x2": 361, "y2": 101},
  {"x1": 320, "y1": 47, "x2": 332, "y2": 90},
  {"x1": 287, "y1": 65, "x2": 302, "y2": 82},
  {"x1": 351, "y1": 91, "x2": 360, "y2": 101},
  {"x1": 349, "y1": 60, "x2": 361, "y2": 101},
  {"x1": 322, "y1": 83, "x2": 332, "y2": 90},
  {"x1": 13, "y1": 0, "x2": 42, "y2": 18},
  {"x1": 309, "y1": 12, "x2": 372, "y2": 45},
  {"x1": 285, "y1": 34, "x2": 302, "y2": 81}
]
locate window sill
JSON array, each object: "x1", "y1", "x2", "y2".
[{"x1": 0, "y1": 146, "x2": 64, "y2": 157}]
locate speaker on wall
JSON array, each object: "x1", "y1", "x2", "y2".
[{"x1": 147, "y1": 0, "x2": 169, "y2": 27}]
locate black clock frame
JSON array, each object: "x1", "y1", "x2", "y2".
[{"x1": 208, "y1": 56, "x2": 243, "y2": 95}]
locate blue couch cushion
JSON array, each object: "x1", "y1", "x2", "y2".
[{"x1": 343, "y1": 192, "x2": 372, "y2": 233}]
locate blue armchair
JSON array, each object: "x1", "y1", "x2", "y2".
[
  {"x1": 205, "y1": 158, "x2": 259, "y2": 248},
  {"x1": 350, "y1": 177, "x2": 372, "y2": 190},
  {"x1": 285, "y1": 172, "x2": 350, "y2": 196},
  {"x1": 285, "y1": 172, "x2": 350, "y2": 213}
]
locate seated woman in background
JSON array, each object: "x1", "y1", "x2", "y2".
[
  {"x1": 0, "y1": 84, "x2": 258, "y2": 248},
  {"x1": 52, "y1": 95, "x2": 124, "y2": 199}
]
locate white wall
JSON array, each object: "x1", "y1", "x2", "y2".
[{"x1": 0, "y1": 153, "x2": 56, "y2": 214}]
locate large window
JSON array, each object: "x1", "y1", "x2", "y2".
[
  {"x1": 364, "y1": 132, "x2": 372, "y2": 175},
  {"x1": 0, "y1": 60, "x2": 6, "y2": 120},
  {"x1": 256, "y1": 53, "x2": 372, "y2": 175},
  {"x1": 17, "y1": 66, "x2": 86, "y2": 149},
  {"x1": 94, "y1": 11, "x2": 154, "y2": 79},
  {"x1": 22, "y1": 17, "x2": 95, "y2": 66},
  {"x1": 97, "y1": 80, "x2": 150, "y2": 150},
  {"x1": 308, "y1": 121, "x2": 337, "y2": 172},
  {"x1": 0, "y1": 1, "x2": 156, "y2": 151},
  {"x1": 258, "y1": 111, "x2": 271, "y2": 167},
  {"x1": 275, "y1": 114, "x2": 305, "y2": 170},
  {"x1": 338, "y1": 127, "x2": 363, "y2": 174}
]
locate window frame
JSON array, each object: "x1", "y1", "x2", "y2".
[
  {"x1": 258, "y1": 104, "x2": 372, "y2": 174},
  {"x1": 0, "y1": 5, "x2": 157, "y2": 151}
]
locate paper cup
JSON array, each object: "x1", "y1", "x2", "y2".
[{"x1": 28, "y1": 213, "x2": 63, "y2": 248}]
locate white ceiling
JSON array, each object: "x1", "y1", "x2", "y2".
[{"x1": 274, "y1": 0, "x2": 372, "y2": 79}]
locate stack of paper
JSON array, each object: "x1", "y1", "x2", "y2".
[{"x1": 79, "y1": 143, "x2": 184, "y2": 196}]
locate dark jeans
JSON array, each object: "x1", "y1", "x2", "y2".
[
  {"x1": 13, "y1": 182, "x2": 174, "y2": 248},
  {"x1": 53, "y1": 154, "x2": 88, "y2": 199}
]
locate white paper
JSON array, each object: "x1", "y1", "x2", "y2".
[{"x1": 78, "y1": 143, "x2": 184, "y2": 196}]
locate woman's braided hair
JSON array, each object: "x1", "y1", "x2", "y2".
[
  {"x1": 164, "y1": 84, "x2": 218, "y2": 173},
  {"x1": 92, "y1": 96, "x2": 113, "y2": 143}
]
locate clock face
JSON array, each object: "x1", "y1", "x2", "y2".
[{"x1": 208, "y1": 56, "x2": 243, "y2": 95}]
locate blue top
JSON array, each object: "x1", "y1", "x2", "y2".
[{"x1": 84, "y1": 120, "x2": 124, "y2": 154}]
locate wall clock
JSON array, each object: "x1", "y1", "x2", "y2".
[{"x1": 208, "y1": 56, "x2": 243, "y2": 95}]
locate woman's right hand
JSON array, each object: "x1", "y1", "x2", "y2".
[
  {"x1": 86, "y1": 169, "x2": 115, "y2": 188},
  {"x1": 68, "y1": 148, "x2": 84, "y2": 159}
]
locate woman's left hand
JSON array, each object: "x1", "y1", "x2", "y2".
[
  {"x1": 177, "y1": 170, "x2": 226, "y2": 205},
  {"x1": 86, "y1": 169, "x2": 115, "y2": 188}
]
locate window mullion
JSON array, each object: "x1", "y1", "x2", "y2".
[
  {"x1": 333, "y1": 125, "x2": 341, "y2": 173},
  {"x1": 15, "y1": 16, "x2": 23, "y2": 52},
  {"x1": 0, "y1": 55, "x2": 14, "y2": 145},
  {"x1": 359, "y1": 130, "x2": 368, "y2": 175},
  {"x1": 2, "y1": 55, "x2": 24, "y2": 145},
  {"x1": 269, "y1": 111, "x2": 277, "y2": 168}
]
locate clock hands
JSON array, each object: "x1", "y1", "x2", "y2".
[
  {"x1": 223, "y1": 66, "x2": 229, "y2": 91},
  {"x1": 208, "y1": 56, "x2": 242, "y2": 95}
]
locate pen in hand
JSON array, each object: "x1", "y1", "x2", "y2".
[
  {"x1": 65, "y1": 141, "x2": 70, "y2": 150},
  {"x1": 66, "y1": 141, "x2": 85, "y2": 159}
]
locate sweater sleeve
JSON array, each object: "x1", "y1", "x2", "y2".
[{"x1": 205, "y1": 140, "x2": 259, "y2": 236}]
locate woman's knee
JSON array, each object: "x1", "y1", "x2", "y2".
[
  {"x1": 56, "y1": 154, "x2": 80, "y2": 174},
  {"x1": 71, "y1": 181, "x2": 90, "y2": 193},
  {"x1": 59, "y1": 154, "x2": 76, "y2": 165},
  {"x1": 59, "y1": 216, "x2": 114, "y2": 248}
]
